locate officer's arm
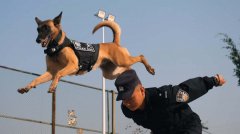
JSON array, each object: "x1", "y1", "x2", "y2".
[
  {"x1": 176, "y1": 75, "x2": 222, "y2": 103},
  {"x1": 154, "y1": 75, "x2": 225, "y2": 105}
]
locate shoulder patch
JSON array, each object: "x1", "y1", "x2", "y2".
[{"x1": 176, "y1": 89, "x2": 189, "y2": 102}]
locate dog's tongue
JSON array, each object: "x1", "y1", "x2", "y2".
[
  {"x1": 41, "y1": 34, "x2": 52, "y2": 47},
  {"x1": 41, "y1": 37, "x2": 51, "y2": 47}
]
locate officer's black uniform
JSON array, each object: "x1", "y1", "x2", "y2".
[{"x1": 115, "y1": 70, "x2": 220, "y2": 134}]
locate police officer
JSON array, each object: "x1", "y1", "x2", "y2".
[{"x1": 114, "y1": 69, "x2": 225, "y2": 134}]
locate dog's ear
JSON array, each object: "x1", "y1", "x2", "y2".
[
  {"x1": 53, "y1": 12, "x2": 62, "y2": 26},
  {"x1": 35, "y1": 17, "x2": 42, "y2": 25}
]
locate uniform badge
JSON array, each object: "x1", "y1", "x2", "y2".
[{"x1": 176, "y1": 89, "x2": 189, "y2": 102}]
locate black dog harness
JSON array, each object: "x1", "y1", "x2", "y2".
[{"x1": 44, "y1": 31, "x2": 99, "y2": 72}]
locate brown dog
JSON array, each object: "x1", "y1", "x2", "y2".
[{"x1": 18, "y1": 12, "x2": 155, "y2": 94}]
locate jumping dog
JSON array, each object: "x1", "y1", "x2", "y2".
[{"x1": 18, "y1": 12, "x2": 155, "y2": 94}]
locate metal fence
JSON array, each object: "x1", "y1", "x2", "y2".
[{"x1": 0, "y1": 65, "x2": 119, "y2": 134}]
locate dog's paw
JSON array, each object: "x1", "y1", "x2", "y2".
[
  {"x1": 17, "y1": 88, "x2": 29, "y2": 94},
  {"x1": 48, "y1": 87, "x2": 56, "y2": 93},
  {"x1": 150, "y1": 68, "x2": 155, "y2": 75},
  {"x1": 48, "y1": 90, "x2": 55, "y2": 93},
  {"x1": 147, "y1": 66, "x2": 155, "y2": 75}
]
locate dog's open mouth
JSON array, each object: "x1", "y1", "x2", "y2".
[{"x1": 41, "y1": 35, "x2": 51, "y2": 47}]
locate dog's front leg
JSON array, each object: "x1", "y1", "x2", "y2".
[
  {"x1": 48, "y1": 65, "x2": 78, "y2": 93},
  {"x1": 18, "y1": 72, "x2": 53, "y2": 94}
]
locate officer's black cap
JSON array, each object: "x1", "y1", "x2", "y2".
[{"x1": 114, "y1": 69, "x2": 141, "y2": 101}]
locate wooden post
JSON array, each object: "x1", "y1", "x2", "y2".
[
  {"x1": 52, "y1": 92, "x2": 56, "y2": 134},
  {"x1": 111, "y1": 90, "x2": 116, "y2": 134}
]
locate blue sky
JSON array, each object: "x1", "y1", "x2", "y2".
[{"x1": 0, "y1": 0, "x2": 240, "y2": 134}]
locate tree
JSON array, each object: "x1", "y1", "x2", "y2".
[{"x1": 221, "y1": 33, "x2": 240, "y2": 86}]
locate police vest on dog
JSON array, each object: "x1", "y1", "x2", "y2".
[
  {"x1": 44, "y1": 35, "x2": 99, "y2": 72},
  {"x1": 70, "y1": 40, "x2": 99, "y2": 72}
]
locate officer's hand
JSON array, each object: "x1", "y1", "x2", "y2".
[{"x1": 215, "y1": 74, "x2": 226, "y2": 86}]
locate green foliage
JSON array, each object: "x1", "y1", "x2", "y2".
[{"x1": 220, "y1": 33, "x2": 240, "y2": 86}]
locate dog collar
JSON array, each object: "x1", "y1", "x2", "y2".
[{"x1": 44, "y1": 30, "x2": 71, "y2": 56}]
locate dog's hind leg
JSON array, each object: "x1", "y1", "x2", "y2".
[
  {"x1": 138, "y1": 55, "x2": 155, "y2": 75},
  {"x1": 99, "y1": 44, "x2": 155, "y2": 75},
  {"x1": 113, "y1": 55, "x2": 155, "y2": 75}
]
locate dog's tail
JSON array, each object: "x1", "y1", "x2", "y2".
[{"x1": 92, "y1": 20, "x2": 121, "y2": 45}]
